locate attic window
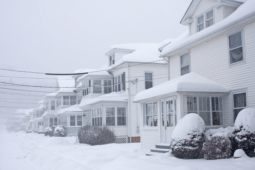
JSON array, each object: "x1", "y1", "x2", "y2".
[
  {"x1": 197, "y1": 9, "x2": 214, "y2": 32},
  {"x1": 109, "y1": 55, "x2": 115, "y2": 66}
]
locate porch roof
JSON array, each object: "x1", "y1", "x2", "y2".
[
  {"x1": 57, "y1": 105, "x2": 82, "y2": 115},
  {"x1": 79, "y1": 92, "x2": 128, "y2": 109},
  {"x1": 133, "y1": 72, "x2": 229, "y2": 103}
]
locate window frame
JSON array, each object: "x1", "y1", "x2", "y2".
[
  {"x1": 51, "y1": 100, "x2": 55, "y2": 110},
  {"x1": 93, "y1": 80, "x2": 102, "y2": 94},
  {"x1": 145, "y1": 72, "x2": 153, "y2": 89},
  {"x1": 63, "y1": 96, "x2": 70, "y2": 105},
  {"x1": 143, "y1": 101, "x2": 158, "y2": 127},
  {"x1": 228, "y1": 30, "x2": 245, "y2": 66},
  {"x1": 77, "y1": 115, "x2": 82, "y2": 126},
  {"x1": 231, "y1": 89, "x2": 248, "y2": 123},
  {"x1": 114, "y1": 75, "x2": 123, "y2": 92},
  {"x1": 70, "y1": 116, "x2": 76, "y2": 126},
  {"x1": 196, "y1": 8, "x2": 214, "y2": 32},
  {"x1": 117, "y1": 107, "x2": 126, "y2": 126},
  {"x1": 104, "y1": 80, "x2": 112, "y2": 94},
  {"x1": 180, "y1": 53, "x2": 190, "y2": 76},
  {"x1": 106, "y1": 107, "x2": 115, "y2": 126}
]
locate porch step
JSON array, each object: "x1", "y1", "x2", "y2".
[
  {"x1": 150, "y1": 148, "x2": 170, "y2": 153},
  {"x1": 155, "y1": 143, "x2": 171, "y2": 149}
]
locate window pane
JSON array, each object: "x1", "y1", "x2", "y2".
[
  {"x1": 106, "y1": 117, "x2": 115, "y2": 126},
  {"x1": 106, "y1": 107, "x2": 115, "y2": 117},
  {"x1": 212, "y1": 112, "x2": 223, "y2": 125},
  {"x1": 145, "y1": 73, "x2": 152, "y2": 81},
  {"x1": 234, "y1": 108, "x2": 243, "y2": 121},
  {"x1": 229, "y1": 32, "x2": 242, "y2": 49},
  {"x1": 70, "y1": 96, "x2": 76, "y2": 105},
  {"x1": 51, "y1": 101, "x2": 55, "y2": 110},
  {"x1": 93, "y1": 80, "x2": 101, "y2": 93},
  {"x1": 199, "y1": 112, "x2": 211, "y2": 126},
  {"x1": 206, "y1": 19, "x2": 213, "y2": 27},
  {"x1": 77, "y1": 116, "x2": 82, "y2": 126},
  {"x1": 230, "y1": 47, "x2": 243, "y2": 64},
  {"x1": 206, "y1": 10, "x2": 213, "y2": 19},
  {"x1": 181, "y1": 66, "x2": 189, "y2": 75},
  {"x1": 197, "y1": 15, "x2": 204, "y2": 24},
  {"x1": 145, "y1": 81, "x2": 153, "y2": 89},
  {"x1": 63, "y1": 96, "x2": 69, "y2": 105},
  {"x1": 117, "y1": 107, "x2": 126, "y2": 125},
  {"x1": 234, "y1": 93, "x2": 246, "y2": 108},
  {"x1": 166, "y1": 112, "x2": 173, "y2": 127},
  {"x1": 181, "y1": 54, "x2": 189, "y2": 67},
  {"x1": 198, "y1": 24, "x2": 204, "y2": 31},
  {"x1": 70, "y1": 116, "x2": 75, "y2": 126}
]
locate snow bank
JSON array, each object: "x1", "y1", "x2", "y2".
[
  {"x1": 205, "y1": 127, "x2": 234, "y2": 140},
  {"x1": 234, "y1": 108, "x2": 255, "y2": 132},
  {"x1": 234, "y1": 149, "x2": 248, "y2": 159},
  {"x1": 172, "y1": 113, "x2": 205, "y2": 140}
]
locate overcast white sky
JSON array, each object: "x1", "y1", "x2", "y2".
[{"x1": 0, "y1": 0, "x2": 191, "y2": 73}]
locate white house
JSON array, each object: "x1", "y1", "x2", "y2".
[
  {"x1": 78, "y1": 42, "x2": 171, "y2": 143},
  {"x1": 133, "y1": 0, "x2": 255, "y2": 153}
]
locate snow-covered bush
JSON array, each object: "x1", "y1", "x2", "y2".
[
  {"x1": 232, "y1": 108, "x2": 255, "y2": 157},
  {"x1": 205, "y1": 127, "x2": 234, "y2": 140},
  {"x1": 203, "y1": 136, "x2": 232, "y2": 160},
  {"x1": 54, "y1": 125, "x2": 67, "y2": 137},
  {"x1": 45, "y1": 126, "x2": 55, "y2": 137},
  {"x1": 171, "y1": 113, "x2": 205, "y2": 159},
  {"x1": 78, "y1": 125, "x2": 116, "y2": 145}
]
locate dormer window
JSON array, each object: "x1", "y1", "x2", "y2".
[
  {"x1": 109, "y1": 55, "x2": 115, "y2": 66},
  {"x1": 197, "y1": 9, "x2": 214, "y2": 32}
]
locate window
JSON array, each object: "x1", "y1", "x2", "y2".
[
  {"x1": 144, "y1": 102, "x2": 157, "y2": 127},
  {"x1": 118, "y1": 76, "x2": 121, "y2": 91},
  {"x1": 77, "y1": 116, "x2": 82, "y2": 126},
  {"x1": 57, "y1": 97, "x2": 61, "y2": 107},
  {"x1": 104, "y1": 80, "x2": 112, "y2": 94},
  {"x1": 54, "y1": 118, "x2": 58, "y2": 126},
  {"x1": 45, "y1": 102, "x2": 49, "y2": 110},
  {"x1": 114, "y1": 77, "x2": 118, "y2": 92},
  {"x1": 61, "y1": 116, "x2": 67, "y2": 126},
  {"x1": 181, "y1": 53, "x2": 190, "y2": 75},
  {"x1": 92, "y1": 110, "x2": 95, "y2": 126},
  {"x1": 97, "y1": 108, "x2": 102, "y2": 126},
  {"x1": 63, "y1": 96, "x2": 69, "y2": 105},
  {"x1": 187, "y1": 96, "x2": 223, "y2": 126},
  {"x1": 117, "y1": 107, "x2": 126, "y2": 126},
  {"x1": 114, "y1": 73, "x2": 125, "y2": 92},
  {"x1": 51, "y1": 101, "x2": 55, "y2": 110},
  {"x1": 145, "y1": 72, "x2": 153, "y2": 89},
  {"x1": 166, "y1": 100, "x2": 174, "y2": 127},
  {"x1": 50, "y1": 118, "x2": 53, "y2": 126},
  {"x1": 229, "y1": 31, "x2": 243, "y2": 64},
  {"x1": 84, "y1": 110, "x2": 91, "y2": 126},
  {"x1": 70, "y1": 116, "x2": 75, "y2": 126},
  {"x1": 233, "y1": 92, "x2": 246, "y2": 121},
  {"x1": 106, "y1": 107, "x2": 115, "y2": 126},
  {"x1": 109, "y1": 55, "x2": 115, "y2": 66},
  {"x1": 70, "y1": 96, "x2": 76, "y2": 105},
  {"x1": 93, "y1": 80, "x2": 101, "y2": 93},
  {"x1": 197, "y1": 10, "x2": 214, "y2": 32},
  {"x1": 82, "y1": 89, "x2": 86, "y2": 96}
]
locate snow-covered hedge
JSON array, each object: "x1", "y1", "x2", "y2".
[
  {"x1": 45, "y1": 126, "x2": 55, "y2": 137},
  {"x1": 171, "y1": 113, "x2": 205, "y2": 159},
  {"x1": 203, "y1": 136, "x2": 232, "y2": 160},
  {"x1": 78, "y1": 125, "x2": 116, "y2": 145},
  {"x1": 232, "y1": 108, "x2": 255, "y2": 157},
  {"x1": 54, "y1": 125, "x2": 67, "y2": 137}
]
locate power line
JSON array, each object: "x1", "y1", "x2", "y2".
[
  {"x1": 0, "y1": 101, "x2": 38, "y2": 104},
  {"x1": 0, "y1": 87, "x2": 55, "y2": 93},
  {"x1": 0, "y1": 91, "x2": 44, "y2": 97}
]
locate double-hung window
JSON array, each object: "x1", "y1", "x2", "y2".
[
  {"x1": 57, "y1": 97, "x2": 61, "y2": 107},
  {"x1": 50, "y1": 118, "x2": 53, "y2": 126},
  {"x1": 104, "y1": 80, "x2": 112, "y2": 94},
  {"x1": 109, "y1": 55, "x2": 115, "y2": 66},
  {"x1": 114, "y1": 77, "x2": 118, "y2": 92},
  {"x1": 51, "y1": 101, "x2": 55, "y2": 110},
  {"x1": 145, "y1": 72, "x2": 153, "y2": 89},
  {"x1": 181, "y1": 53, "x2": 190, "y2": 75},
  {"x1": 63, "y1": 96, "x2": 69, "y2": 105},
  {"x1": 229, "y1": 31, "x2": 243, "y2": 64},
  {"x1": 118, "y1": 76, "x2": 122, "y2": 91},
  {"x1": 233, "y1": 91, "x2": 247, "y2": 121},
  {"x1": 106, "y1": 107, "x2": 115, "y2": 126},
  {"x1": 61, "y1": 116, "x2": 67, "y2": 126},
  {"x1": 197, "y1": 9, "x2": 214, "y2": 32},
  {"x1": 70, "y1": 116, "x2": 75, "y2": 126},
  {"x1": 70, "y1": 96, "x2": 76, "y2": 105},
  {"x1": 92, "y1": 110, "x2": 95, "y2": 126},
  {"x1": 117, "y1": 107, "x2": 126, "y2": 126},
  {"x1": 54, "y1": 118, "x2": 58, "y2": 126},
  {"x1": 144, "y1": 102, "x2": 157, "y2": 127},
  {"x1": 77, "y1": 115, "x2": 82, "y2": 126},
  {"x1": 93, "y1": 80, "x2": 101, "y2": 93}
]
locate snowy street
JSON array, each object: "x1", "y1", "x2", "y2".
[{"x1": 0, "y1": 131, "x2": 254, "y2": 170}]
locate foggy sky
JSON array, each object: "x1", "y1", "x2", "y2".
[{"x1": 0, "y1": 0, "x2": 191, "y2": 117}]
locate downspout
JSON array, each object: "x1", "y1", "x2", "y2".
[
  {"x1": 167, "y1": 57, "x2": 170, "y2": 80},
  {"x1": 127, "y1": 63, "x2": 132, "y2": 143}
]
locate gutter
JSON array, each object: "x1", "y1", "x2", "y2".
[{"x1": 161, "y1": 11, "x2": 255, "y2": 58}]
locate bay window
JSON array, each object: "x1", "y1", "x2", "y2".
[
  {"x1": 70, "y1": 96, "x2": 76, "y2": 105},
  {"x1": 144, "y1": 102, "x2": 157, "y2": 127},
  {"x1": 181, "y1": 53, "x2": 190, "y2": 75},
  {"x1": 77, "y1": 116, "x2": 82, "y2": 126},
  {"x1": 106, "y1": 107, "x2": 115, "y2": 126},
  {"x1": 233, "y1": 91, "x2": 247, "y2": 121},
  {"x1": 93, "y1": 80, "x2": 101, "y2": 93},
  {"x1": 145, "y1": 72, "x2": 153, "y2": 89},
  {"x1": 187, "y1": 96, "x2": 223, "y2": 126},
  {"x1": 50, "y1": 118, "x2": 53, "y2": 126},
  {"x1": 70, "y1": 116, "x2": 75, "y2": 126},
  {"x1": 61, "y1": 116, "x2": 67, "y2": 126},
  {"x1": 54, "y1": 118, "x2": 57, "y2": 126},
  {"x1": 229, "y1": 31, "x2": 243, "y2": 64},
  {"x1": 63, "y1": 96, "x2": 69, "y2": 105},
  {"x1": 104, "y1": 80, "x2": 112, "y2": 94},
  {"x1": 51, "y1": 101, "x2": 55, "y2": 110},
  {"x1": 117, "y1": 107, "x2": 126, "y2": 126}
]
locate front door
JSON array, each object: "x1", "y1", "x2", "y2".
[{"x1": 161, "y1": 97, "x2": 176, "y2": 143}]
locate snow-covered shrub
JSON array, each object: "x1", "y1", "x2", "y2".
[
  {"x1": 203, "y1": 136, "x2": 232, "y2": 160},
  {"x1": 54, "y1": 125, "x2": 67, "y2": 137},
  {"x1": 78, "y1": 125, "x2": 116, "y2": 145},
  {"x1": 205, "y1": 127, "x2": 234, "y2": 140},
  {"x1": 45, "y1": 126, "x2": 55, "y2": 137},
  {"x1": 232, "y1": 108, "x2": 255, "y2": 157},
  {"x1": 171, "y1": 113, "x2": 205, "y2": 159}
]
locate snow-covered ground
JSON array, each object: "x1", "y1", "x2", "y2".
[{"x1": 1, "y1": 131, "x2": 255, "y2": 170}]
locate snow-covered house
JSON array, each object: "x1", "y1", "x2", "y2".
[
  {"x1": 134, "y1": 0, "x2": 255, "y2": 152},
  {"x1": 78, "y1": 42, "x2": 170, "y2": 143}
]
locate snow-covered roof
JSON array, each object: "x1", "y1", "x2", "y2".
[
  {"x1": 57, "y1": 76, "x2": 75, "y2": 92},
  {"x1": 106, "y1": 40, "x2": 173, "y2": 70},
  {"x1": 162, "y1": 0, "x2": 254, "y2": 57},
  {"x1": 133, "y1": 72, "x2": 229, "y2": 102},
  {"x1": 57, "y1": 105, "x2": 82, "y2": 115},
  {"x1": 79, "y1": 92, "x2": 128, "y2": 109},
  {"x1": 77, "y1": 69, "x2": 111, "y2": 82}
]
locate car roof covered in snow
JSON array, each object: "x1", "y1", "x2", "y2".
[{"x1": 133, "y1": 72, "x2": 229, "y2": 102}]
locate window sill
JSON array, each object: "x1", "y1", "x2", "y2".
[{"x1": 229, "y1": 60, "x2": 246, "y2": 68}]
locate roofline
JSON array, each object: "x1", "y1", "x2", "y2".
[
  {"x1": 105, "y1": 48, "x2": 135, "y2": 56},
  {"x1": 79, "y1": 100, "x2": 128, "y2": 109},
  {"x1": 162, "y1": 11, "x2": 255, "y2": 58}
]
